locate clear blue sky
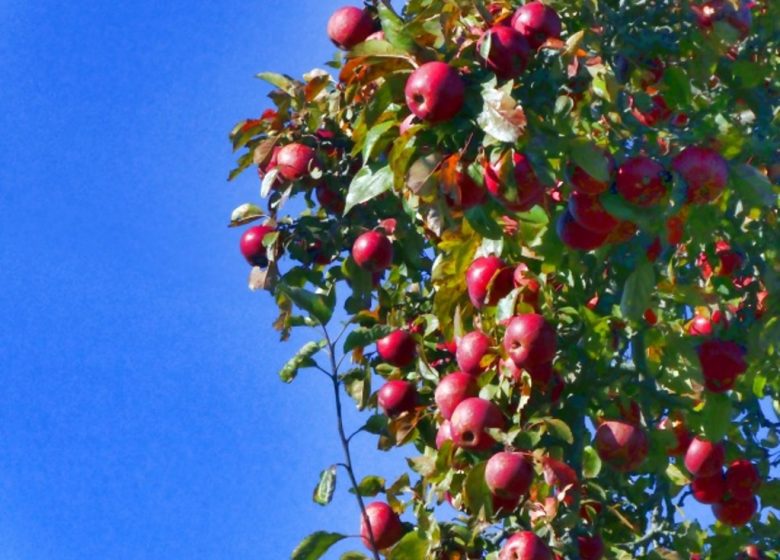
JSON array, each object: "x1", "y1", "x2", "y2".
[{"x1": 0, "y1": 1, "x2": 404, "y2": 558}]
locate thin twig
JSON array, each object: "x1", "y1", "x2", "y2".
[{"x1": 322, "y1": 325, "x2": 382, "y2": 560}]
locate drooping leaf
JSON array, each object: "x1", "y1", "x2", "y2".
[
  {"x1": 229, "y1": 203, "x2": 264, "y2": 227},
  {"x1": 700, "y1": 392, "x2": 733, "y2": 441},
  {"x1": 376, "y1": 3, "x2": 416, "y2": 54},
  {"x1": 387, "y1": 530, "x2": 428, "y2": 560},
  {"x1": 280, "y1": 286, "x2": 335, "y2": 325},
  {"x1": 312, "y1": 466, "x2": 337, "y2": 506},
  {"x1": 343, "y1": 325, "x2": 392, "y2": 353},
  {"x1": 291, "y1": 531, "x2": 346, "y2": 560},
  {"x1": 582, "y1": 445, "x2": 602, "y2": 478},
  {"x1": 344, "y1": 165, "x2": 393, "y2": 214},
  {"x1": 278, "y1": 340, "x2": 325, "y2": 383},
  {"x1": 621, "y1": 261, "x2": 655, "y2": 321},
  {"x1": 349, "y1": 475, "x2": 385, "y2": 497},
  {"x1": 570, "y1": 141, "x2": 609, "y2": 183},
  {"x1": 256, "y1": 71, "x2": 299, "y2": 97}
]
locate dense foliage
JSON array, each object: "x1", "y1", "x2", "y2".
[{"x1": 226, "y1": 0, "x2": 779, "y2": 558}]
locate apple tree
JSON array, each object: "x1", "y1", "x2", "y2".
[{"x1": 226, "y1": 0, "x2": 780, "y2": 558}]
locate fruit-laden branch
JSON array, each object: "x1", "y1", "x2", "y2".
[{"x1": 322, "y1": 325, "x2": 382, "y2": 560}]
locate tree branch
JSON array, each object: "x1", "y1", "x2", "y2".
[{"x1": 322, "y1": 325, "x2": 381, "y2": 560}]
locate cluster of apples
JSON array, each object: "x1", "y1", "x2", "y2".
[{"x1": 558, "y1": 144, "x2": 730, "y2": 252}]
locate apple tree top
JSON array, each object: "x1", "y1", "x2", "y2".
[{"x1": 226, "y1": 0, "x2": 780, "y2": 558}]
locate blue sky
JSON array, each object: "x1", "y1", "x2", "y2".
[{"x1": 0, "y1": 1, "x2": 405, "y2": 558}]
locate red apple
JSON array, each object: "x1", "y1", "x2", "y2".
[
  {"x1": 738, "y1": 545, "x2": 766, "y2": 559},
  {"x1": 570, "y1": 150, "x2": 616, "y2": 195},
  {"x1": 435, "y1": 372, "x2": 479, "y2": 420},
  {"x1": 725, "y1": 459, "x2": 761, "y2": 500},
  {"x1": 446, "y1": 169, "x2": 487, "y2": 210},
  {"x1": 616, "y1": 156, "x2": 667, "y2": 207},
  {"x1": 316, "y1": 183, "x2": 345, "y2": 215},
  {"x1": 240, "y1": 225, "x2": 275, "y2": 266},
  {"x1": 376, "y1": 330, "x2": 417, "y2": 368},
  {"x1": 712, "y1": 495, "x2": 757, "y2": 527},
  {"x1": 513, "y1": 263, "x2": 541, "y2": 308},
  {"x1": 629, "y1": 94, "x2": 672, "y2": 127},
  {"x1": 510, "y1": 2, "x2": 562, "y2": 49},
  {"x1": 484, "y1": 152, "x2": 544, "y2": 211},
  {"x1": 377, "y1": 380, "x2": 417, "y2": 416},
  {"x1": 672, "y1": 146, "x2": 729, "y2": 204},
  {"x1": 492, "y1": 493, "x2": 521, "y2": 516},
  {"x1": 327, "y1": 6, "x2": 376, "y2": 50},
  {"x1": 466, "y1": 256, "x2": 514, "y2": 309},
  {"x1": 450, "y1": 397, "x2": 506, "y2": 451},
  {"x1": 684, "y1": 436, "x2": 725, "y2": 477},
  {"x1": 577, "y1": 535, "x2": 604, "y2": 560},
  {"x1": 352, "y1": 230, "x2": 393, "y2": 271},
  {"x1": 276, "y1": 143, "x2": 319, "y2": 181},
  {"x1": 568, "y1": 191, "x2": 619, "y2": 234},
  {"x1": 696, "y1": 339, "x2": 747, "y2": 392},
  {"x1": 557, "y1": 210, "x2": 610, "y2": 250},
  {"x1": 478, "y1": 25, "x2": 531, "y2": 79},
  {"x1": 360, "y1": 501, "x2": 404, "y2": 551},
  {"x1": 688, "y1": 310, "x2": 727, "y2": 337},
  {"x1": 504, "y1": 314, "x2": 557, "y2": 368},
  {"x1": 691, "y1": 471, "x2": 727, "y2": 504},
  {"x1": 456, "y1": 331, "x2": 493, "y2": 375},
  {"x1": 594, "y1": 420, "x2": 649, "y2": 472},
  {"x1": 436, "y1": 420, "x2": 453, "y2": 449},
  {"x1": 485, "y1": 451, "x2": 534, "y2": 499},
  {"x1": 499, "y1": 531, "x2": 552, "y2": 560},
  {"x1": 404, "y1": 62, "x2": 465, "y2": 123},
  {"x1": 693, "y1": 0, "x2": 752, "y2": 38}
]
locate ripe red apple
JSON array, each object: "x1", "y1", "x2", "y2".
[
  {"x1": 377, "y1": 380, "x2": 417, "y2": 417},
  {"x1": 352, "y1": 230, "x2": 393, "y2": 271},
  {"x1": 684, "y1": 436, "x2": 725, "y2": 477},
  {"x1": 485, "y1": 451, "x2": 534, "y2": 499},
  {"x1": 513, "y1": 263, "x2": 541, "y2": 308},
  {"x1": 693, "y1": 0, "x2": 752, "y2": 38},
  {"x1": 376, "y1": 330, "x2": 416, "y2": 368},
  {"x1": 435, "y1": 372, "x2": 478, "y2": 420},
  {"x1": 725, "y1": 459, "x2": 761, "y2": 500},
  {"x1": 466, "y1": 256, "x2": 514, "y2": 309},
  {"x1": 484, "y1": 152, "x2": 544, "y2": 211},
  {"x1": 712, "y1": 495, "x2": 757, "y2": 527},
  {"x1": 672, "y1": 146, "x2": 729, "y2": 204},
  {"x1": 316, "y1": 183, "x2": 345, "y2": 215},
  {"x1": 715, "y1": 240, "x2": 743, "y2": 276},
  {"x1": 616, "y1": 156, "x2": 667, "y2": 207},
  {"x1": 557, "y1": 210, "x2": 610, "y2": 250},
  {"x1": 738, "y1": 545, "x2": 766, "y2": 559},
  {"x1": 360, "y1": 501, "x2": 404, "y2": 551},
  {"x1": 404, "y1": 62, "x2": 465, "y2": 123},
  {"x1": 240, "y1": 225, "x2": 275, "y2": 266},
  {"x1": 498, "y1": 531, "x2": 552, "y2": 560},
  {"x1": 276, "y1": 143, "x2": 319, "y2": 181},
  {"x1": 327, "y1": 6, "x2": 376, "y2": 50},
  {"x1": 594, "y1": 420, "x2": 649, "y2": 472},
  {"x1": 478, "y1": 26, "x2": 531, "y2": 79},
  {"x1": 436, "y1": 420, "x2": 453, "y2": 449},
  {"x1": 570, "y1": 150, "x2": 616, "y2": 195},
  {"x1": 658, "y1": 416, "x2": 692, "y2": 456},
  {"x1": 504, "y1": 314, "x2": 557, "y2": 368},
  {"x1": 577, "y1": 534, "x2": 604, "y2": 560},
  {"x1": 696, "y1": 339, "x2": 747, "y2": 392},
  {"x1": 568, "y1": 191, "x2": 619, "y2": 234},
  {"x1": 456, "y1": 331, "x2": 493, "y2": 375},
  {"x1": 450, "y1": 397, "x2": 506, "y2": 451},
  {"x1": 688, "y1": 310, "x2": 727, "y2": 337},
  {"x1": 629, "y1": 94, "x2": 672, "y2": 127},
  {"x1": 492, "y1": 493, "x2": 521, "y2": 517},
  {"x1": 691, "y1": 471, "x2": 727, "y2": 504},
  {"x1": 510, "y1": 2, "x2": 562, "y2": 49}
]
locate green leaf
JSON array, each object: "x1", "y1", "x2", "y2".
[
  {"x1": 279, "y1": 340, "x2": 326, "y2": 383},
  {"x1": 343, "y1": 325, "x2": 392, "y2": 353},
  {"x1": 340, "y1": 553, "x2": 370, "y2": 560},
  {"x1": 462, "y1": 462, "x2": 493, "y2": 521},
  {"x1": 701, "y1": 393, "x2": 733, "y2": 441},
  {"x1": 758, "y1": 479, "x2": 780, "y2": 509},
  {"x1": 753, "y1": 373, "x2": 767, "y2": 398},
  {"x1": 344, "y1": 165, "x2": 393, "y2": 214},
  {"x1": 570, "y1": 141, "x2": 610, "y2": 183},
  {"x1": 387, "y1": 531, "x2": 428, "y2": 560},
  {"x1": 291, "y1": 531, "x2": 346, "y2": 560},
  {"x1": 280, "y1": 286, "x2": 335, "y2": 325},
  {"x1": 256, "y1": 72, "x2": 299, "y2": 97},
  {"x1": 313, "y1": 466, "x2": 337, "y2": 506},
  {"x1": 542, "y1": 417, "x2": 574, "y2": 444},
  {"x1": 582, "y1": 445, "x2": 602, "y2": 478},
  {"x1": 363, "y1": 121, "x2": 397, "y2": 163},
  {"x1": 662, "y1": 67, "x2": 691, "y2": 106},
  {"x1": 621, "y1": 261, "x2": 655, "y2": 321},
  {"x1": 228, "y1": 203, "x2": 264, "y2": 227},
  {"x1": 665, "y1": 462, "x2": 690, "y2": 486},
  {"x1": 731, "y1": 163, "x2": 776, "y2": 208},
  {"x1": 376, "y1": 3, "x2": 416, "y2": 54},
  {"x1": 349, "y1": 475, "x2": 385, "y2": 497},
  {"x1": 342, "y1": 366, "x2": 372, "y2": 411}
]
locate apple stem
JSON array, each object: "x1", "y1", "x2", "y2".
[{"x1": 322, "y1": 325, "x2": 382, "y2": 560}]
